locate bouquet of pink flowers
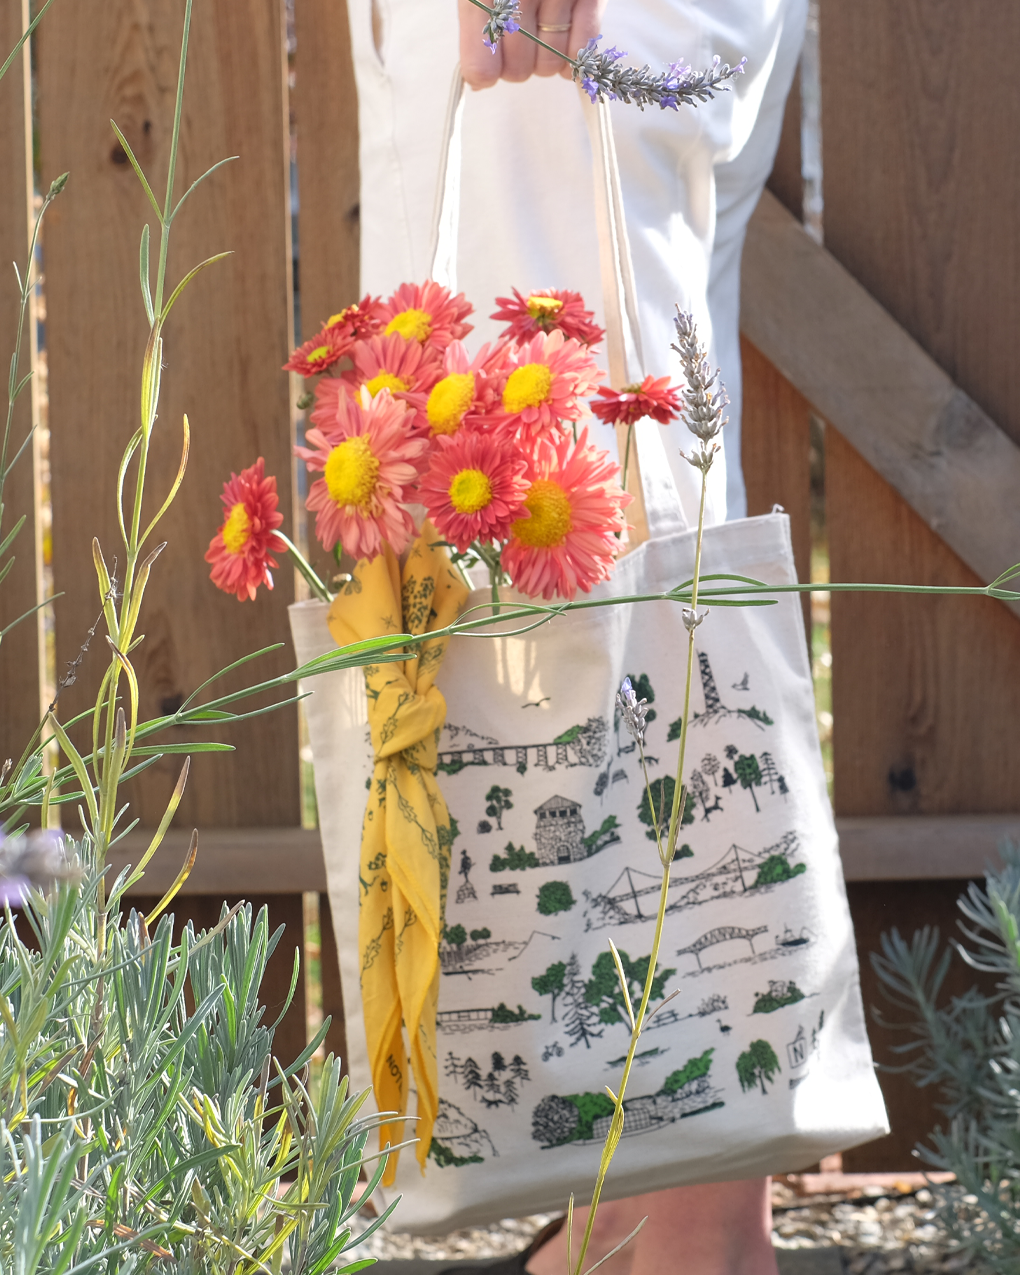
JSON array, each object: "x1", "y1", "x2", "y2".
[{"x1": 208, "y1": 281, "x2": 684, "y2": 603}]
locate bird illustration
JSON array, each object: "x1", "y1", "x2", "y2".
[
  {"x1": 717, "y1": 1019, "x2": 732, "y2": 1035},
  {"x1": 732, "y1": 672, "x2": 750, "y2": 691},
  {"x1": 522, "y1": 697, "x2": 550, "y2": 708}
]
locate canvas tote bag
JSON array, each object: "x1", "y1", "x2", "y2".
[{"x1": 289, "y1": 79, "x2": 887, "y2": 1233}]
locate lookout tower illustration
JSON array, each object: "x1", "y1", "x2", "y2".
[{"x1": 534, "y1": 796, "x2": 586, "y2": 865}]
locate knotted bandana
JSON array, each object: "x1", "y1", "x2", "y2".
[{"x1": 327, "y1": 525, "x2": 468, "y2": 1180}]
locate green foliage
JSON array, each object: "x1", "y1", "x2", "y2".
[
  {"x1": 736, "y1": 1039, "x2": 781, "y2": 1094},
  {"x1": 429, "y1": 1139, "x2": 483, "y2": 1168},
  {"x1": 445, "y1": 923, "x2": 468, "y2": 947},
  {"x1": 490, "y1": 1002, "x2": 540, "y2": 1024},
  {"x1": 738, "y1": 705, "x2": 774, "y2": 726},
  {"x1": 753, "y1": 855, "x2": 806, "y2": 887},
  {"x1": 553, "y1": 724, "x2": 582, "y2": 744},
  {"x1": 584, "y1": 949, "x2": 676, "y2": 1026},
  {"x1": 564, "y1": 1091, "x2": 616, "y2": 1141},
  {"x1": 638, "y1": 776, "x2": 694, "y2": 840},
  {"x1": 0, "y1": 843, "x2": 388, "y2": 1273},
  {"x1": 752, "y1": 982, "x2": 805, "y2": 1013},
  {"x1": 537, "y1": 880, "x2": 575, "y2": 916},
  {"x1": 531, "y1": 961, "x2": 567, "y2": 1021},
  {"x1": 470, "y1": 927, "x2": 491, "y2": 941},
  {"x1": 489, "y1": 842, "x2": 539, "y2": 872},
  {"x1": 484, "y1": 785, "x2": 513, "y2": 829},
  {"x1": 661, "y1": 1048, "x2": 715, "y2": 1095},
  {"x1": 667, "y1": 715, "x2": 683, "y2": 741},
  {"x1": 583, "y1": 814, "x2": 621, "y2": 853}
]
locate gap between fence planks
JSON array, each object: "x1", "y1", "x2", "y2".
[{"x1": 741, "y1": 189, "x2": 1020, "y2": 619}]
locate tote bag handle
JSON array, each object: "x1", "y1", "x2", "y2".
[{"x1": 428, "y1": 69, "x2": 687, "y2": 543}]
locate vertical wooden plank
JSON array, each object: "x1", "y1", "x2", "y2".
[
  {"x1": 739, "y1": 336, "x2": 811, "y2": 637},
  {"x1": 0, "y1": 2, "x2": 41, "y2": 777},
  {"x1": 37, "y1": 0, "x2": 300, "y2": 829},
  {"x1": 819, "y1": 0, "x2": 1020, "y2": 820},
  {"x1": 132, "y1": 891, "x2": 308, "y2": 1068},
  {"x1": 292, "y1": 0, "x2": 360, "y2": 333},
  {"x1": 318, "y1": 892, "x2": 348, "y2": 1071},
  {"x1": 764, "y1": 62, "x2": 802, "y2": 221},
  {"x1": 828, "y1": 430, "x2": 1020, "y2": 816}
]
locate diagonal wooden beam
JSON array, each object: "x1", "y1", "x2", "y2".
[{"x1": 741, "y1": 190, "x2": 1020, "y2": 615}]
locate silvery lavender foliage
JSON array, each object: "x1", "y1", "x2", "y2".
[
  {"x1": 482, "y1": 0, "x2": 521, "y2": 52},
  {"x1": 672, "y1": 309, "x2": 729, "y2": 473},
  {"x1": 573, "y1": 40, "x2": 745, "y2": 110},
  {"x1": 616, "y1": 676, "x2": 650, "y2": 747}
]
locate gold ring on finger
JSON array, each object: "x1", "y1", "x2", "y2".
[{"x1": 537, "y1": 23, "x2": 572, "y2": 32}]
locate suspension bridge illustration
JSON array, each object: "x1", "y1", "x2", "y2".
[{"x1": 583, "y1": 831, "x2": 801, "y2": 930}]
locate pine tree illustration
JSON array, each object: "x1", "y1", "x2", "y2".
[
  {"x1": 701, "y1": 753, "x2": 721, "y2": 786},
  {"x1": 759, "y1": 751, "x2": 780, "y2": 794},
  {"x1": 461, "y1": 1056, "x2": 484, "y2": 1100},
  {"x1": 561, "y1": 953, "x2": 604, "y2": 1049},
  {"x1": 777, "y1": 774, "x2": 789, "y2": 799},
  {"x1": 443, "y1": 1051, "x2": 462, "y2": 1082},
  {"x1": 509, "y1": 1054, "x2": 530, "y2": 1083},
  {"x1": 491, "y1": 1051, "x2": 507, "y2": 1074},
  {"x1": 502, "y1": 1077, "x2": 519, "y2": 1108}
]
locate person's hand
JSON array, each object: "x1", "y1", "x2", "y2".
[{"x1": 458, "y1": 0, "x2": 606, "y2": 91}]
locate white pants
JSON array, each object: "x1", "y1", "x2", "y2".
[{"x1": 348, "y1": 0, "x2": 806, "y2": 525}]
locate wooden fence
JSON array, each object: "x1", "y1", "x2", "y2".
[{"x1": 1, "y1": 0, "x2": 1020, "y2": 1169}]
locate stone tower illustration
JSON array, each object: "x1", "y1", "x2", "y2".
[{"x1": 533, "y1": 795, "x2": 586, "y2": 865}]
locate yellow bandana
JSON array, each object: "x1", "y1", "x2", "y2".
[{"x1": 327, "y1": 524, "x2": 469, "y2": 1181}]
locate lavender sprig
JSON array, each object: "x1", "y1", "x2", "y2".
[
  {"x1": 616, "y1": 676, "x2": 650, "y2": 747},
  {"x1": 0, "y1": 829, "x2": 78, "y2": 906},
  {"x1": 573, "y1": 40, "x2": 746, "y2": 110},
  {"x1": 482, "y1": 0, "x2": 521, "y2": 52},
  {"x1": 672, "y1": 309, "x2": 728, "y2": 473}
]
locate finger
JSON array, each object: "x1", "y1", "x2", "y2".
[
  {"x1": 460, "y1": 0, "x2": 502, "y2": 90},
  {"x1": 533, "y1": 0, "x2": 574, "y2": 78},
  {"x1": 558, "y1": 0, "x2": 606, "y2": 79},
  {"x1": 499, "y1": 0, "x2": 539, "y2": 82}
]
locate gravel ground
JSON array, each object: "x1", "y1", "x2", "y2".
[{"x1": 345, "y1": 1183, "x2": 994, "y2": 1273}]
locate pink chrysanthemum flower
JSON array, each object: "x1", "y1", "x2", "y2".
[
  {"x1": 591, "y1": 374, "x2": 682, "y2": 427},
  {"x1": 418, "y1": 428, "x2": 530, "y2": 552},
  {"x1": 491, "y1": 288, "x2": 605, "y2": 347},
  {"x1": 283, "y1": 325, "x2": 348, "y2": 378},
  {"x1": 378, "y1": 281, "x2": 474, "y2": 351},
  {"x1": 424, "y1": 339, "x2": 512, "y2": 438},
  {"x1": 323, "y1": 294, "x2": 387, "y2": 344},
  {"x1": 205, "y1": 458, "x2": 287, "y2": 601},
  {"x1": 296, "y1": 389, "x2": 427, "y2": 560},
  {"x1": 498, "y1": 330, "x2": 605, "y2": 451},
  {"x1": 312, "y1": 333, "x2": 441, "y2": 436},
  {"x1": 502, "y1": 430, "x2": 631, "y2": 600}
]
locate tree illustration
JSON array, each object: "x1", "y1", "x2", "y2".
[
  {"x1": 736, "y1": 1039, "x2": 781, "y2": 1095},
  {"x1": 585, "y1": 949, "x2": 676, "y2": 1026},
  {"x1": 759, "y1": 751, "x2": 780, "y2": 794},
  {"x1": 490, "y1": 842, "x2": 539, "y2": 872},
  {"x1": 721, "y1": 767, "x2": 737, "y2": 791},
  {"x1": 637, "y1": 776, "x2": 694, "y2": 842},
  {"x1": 537, "y1": 880, "x2": 575, "y2": 916},
  {"x1": 491, "y1": 1051, "x2": 507, "y2": 1074},
  {"x1": 777, "y1": 774, "x2": 789, "y2": 799},
  {"x1": 483, "y1": 1068, "x2": 504, "y2": 1106},
  {"x1": 724, "y1": 744, "x2": 739, "y2": 761},
  {"x1": 701, "y1": 753, "x2": 721, "y2": 786},
  {"x1": 561, "y1": 953, "x2": 604, "y2": 1049},
  {"x1": 445, "y1": 923, "x2": 467, "y2": 948},
  {"x1": 753, "y1": 854, "x2": 806, "y2": 887},
  {"x1": 532, "y1": 1094, "x2": 579, "y2": 1147},
  {"x1": 532, "y1": 960, "x2": 567, "y2": 1022},
  {"x1": 470, "y1": 927, "x2": 491, "y2": 942},
  {"x1": 461, "y1": 1056, "x2": 484, "y2": 1100},
  {"x1": 444, "y1": 1052, "x2": 462, "y2": 1082},
  {"x1": 626, "y1": 672, "x2": 657, "y2": 723},
  {"x1": 485, "y1": 784, "x2": 513, "y2": 830},
  {"x1": 734, "y1": 753, "x2": 763, "y2": 812},
  {"x1": 688, "y1": 768, "x2": 721, "y2": 820},
  {"x1": 509, "y1": 1054, "x2": 530, "y2": 1083},
  {"x1": 667, "y1": 714, "x2": 683, "y2": 742},
  {"x1": 502, "y1": 1077, "x2": 519, "y2": 1108}
]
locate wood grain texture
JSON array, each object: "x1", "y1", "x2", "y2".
[
  {"x1": 0, "y1": 1, "x2": 40, "y2": 775},
  {"x1": 133, "y1": 890, "x2": 309, "y2": 1074},
  {"x1": 37, "y1": 0, "x2": 300, "y2": 828},
  {"x1": 292, "y1": 0, "x2": 360, "y2": 335},
  {"x1": 109, "y1": 826, "x2": 326, "y2": 893},
  {"x1": 319, "y1": 892, "x2": 348, "y2": 1072},
  {"x1": 828, "y1": 429, "x2": 1020, "y2": 817},
  {"x1": 740, "y1": 335, "x2": 811, "y2": 638},
  {"x1": 741, "y1": 191, "x2": 1020, "y2": 615},
  {"x1": 764, "y1": 61, "x2": 802, "y2": 220}
]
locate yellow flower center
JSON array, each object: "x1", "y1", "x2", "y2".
[
  {"x1": 222, "y1": 502, "x2": 252, "y2": 554},
  {"x1": 324, "y1": 435, "x2": 380, "y2": 509},
  {"x1": 503, "y1": 363, "x2": 553, "y2": 413},
  {"x1": 511, "y1": 479, "x2": 572, "y2": 548},
  {"x1": 385, "y1": 308, "x2": 433, "y2": 342},
  {"x1": 527, "y1": 295, "x2": 564, "y2": 319},
  {"x1": 448, "y1": 468, "x2": 493, "y2": 514},
  {"x1": 306, "y1": 344, "x2": 331, "y2": 365},
  {"x1": 427, "y1": 372, "x2": 475, "y2": 434},
  {"x1": 327, "y1": 304, "x2": 358, "y2": 326},
  {"x1": 364, "y1": 371, "x2": 410, "y2": 397}
]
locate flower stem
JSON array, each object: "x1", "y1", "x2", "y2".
[{"x1": 278, "y1": 532, "x2": 333, "y2": 603}]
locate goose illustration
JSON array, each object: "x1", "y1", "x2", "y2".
[{"x1": 717, "y1": 1019, "x2": 732, "y2": 1035}]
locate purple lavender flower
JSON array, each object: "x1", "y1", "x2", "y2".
[
  {"x1": 573, "y1": 38, "x2": 745, "y2": 110},
  {"x1": 0, "y1": 829, "x2": 78, "y2": 905},
  {"x1": 616, "y1": 676, "x2": 650, "y2": 747},
  {"x1": 482, "y1": 0, "x2": 522, "y2": 52}
]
